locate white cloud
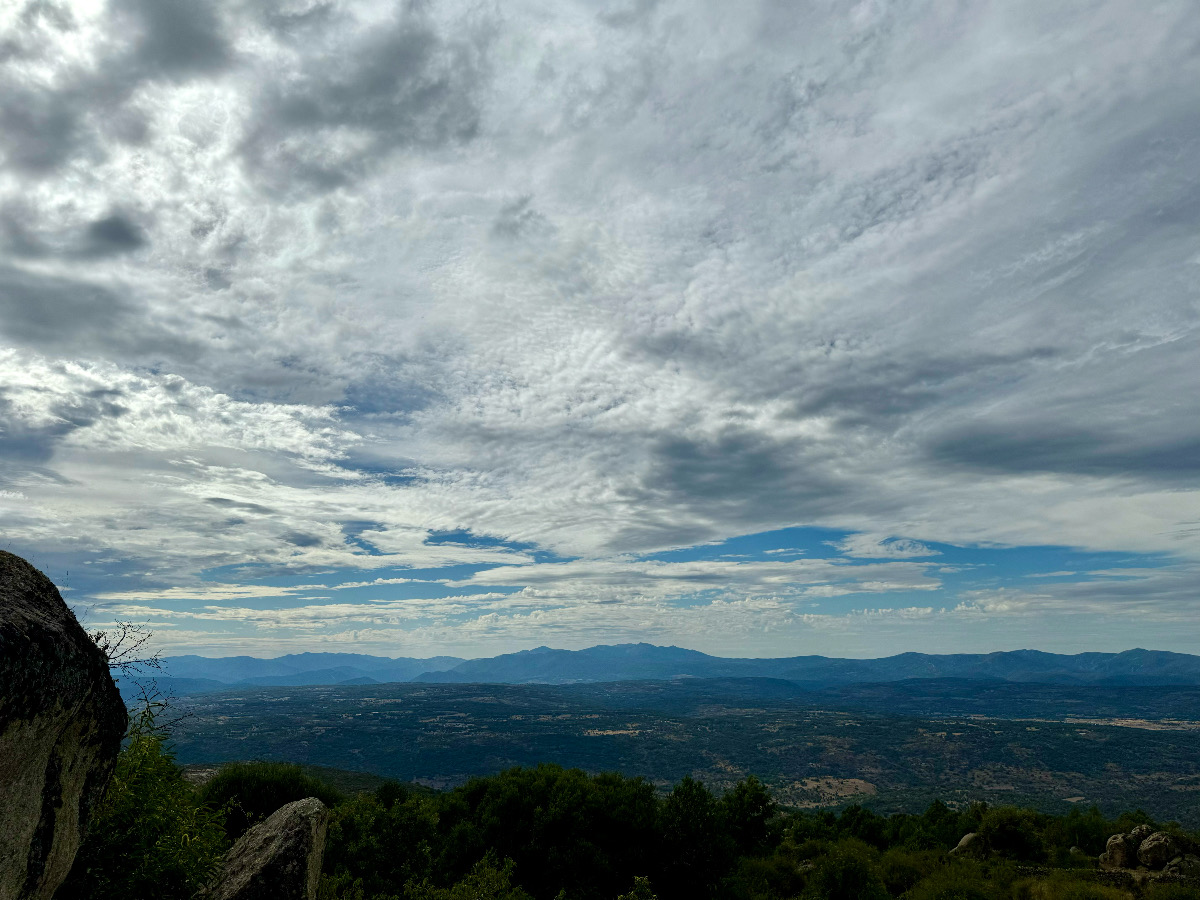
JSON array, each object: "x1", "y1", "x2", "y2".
[{"x1": 3, "y1": 0, "x2": 1200, "y2": 655}]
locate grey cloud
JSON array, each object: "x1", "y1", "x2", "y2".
[
  {"x1": 205, "y1": 497, "x2": 278, "y2": 516},
  {"x1": 0, "y1": 389, "x2": 126, "y2": 466},
  {"x1": 0, "y1": 84, "x2": 86, "y2": 174},
  {"x1": 0, "y1": 206, "x2": 147, "y2": 259},
  {"x1": 0, "y1": 205, "x2": 50, "y2": 258},
  {"x1": 20, "y1": 1, "x2": 75, "y2": 30},
  {"x1": 240, "y1": 15, "x2": 486, "y2": 194},
  {"x1": 111, "y1": 0, "x2": 233, "y2": 79},
  {"x1": 82, "y1": 214, "x2": 146, "y2": 256},
  {"x1": 931, "y1": 427, "x2": 1200, "y2": 479},
  {"x1": 491, "y1": 197, "x2": 554, "y2": 241},
  {"x1": 598, "y1": 0, "x2": 663, "y2": 30},
  {"x1": 0, "y1": 266, "x2": 135, "y2": 349},
  {"x1": 0, "y1": 266, "x2": 199, "y2": 362},
  {"x1": 283, "y1": 531, "x2": 323, "y2": 547},
  {"x1": 203, "y1": 268, "x2": 232, "y2": 291},
  {"x1": 0, "y1": 0, "x2": 233, "y2": 177},
  {"x1": 607, "y1": 427, "x2": 851, "y2": 552},
  {"x1": 256, "y1": 0, "x2": 337, "y2": 38}
]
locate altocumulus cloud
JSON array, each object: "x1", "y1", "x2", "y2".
[{"x1": 1, "y1": 0, "x2": 1199, "y2": 657}]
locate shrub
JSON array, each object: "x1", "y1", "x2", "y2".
[
  {"x1": 1011, "y1": 872, "x2": 1131, "y2": 900},
  {"x1": 880, "y1": 847, "x2": 941, "y2": 896},
  {"x1": 617, "y1": 875, "x2": 658, "y2": 900},
  {"x1": 980, "y1": 806, "x2": 1047, "y2": 862},
  {"x1": 323, "y1": 791, "x2": 438, "y2": 897},
  {"x1": 59, "y1": 701, "x2": 228, "y2": 900},
  {"x1": 902, "y1": 860, "x2": 1007, "y2": 900},
  {"x1": 1142, "y1": 885, "x2": 1200, "y2": 900},
  {"x1": 800, "y1": 839, "x2": 888, "y2": 900},
  {"x1": 200, "y1": 759, "x2": 345, "y2": 841},
  {"x1": 406, "y1": 855, "x2": 532, "y2": 900},
  {"x1": 720, "y1": 775, "x2": 778, "y2": 857}
]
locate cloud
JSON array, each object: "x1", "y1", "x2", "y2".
[
  {"x1": 238, "y1": 7, "x2": 487, "y2": 195},
  {"x1": 3, "y1": 0, "x2": 1200, "y2": 655},
  {"x1": 81, "y1": 214, "x2": 147, "y2": 257},
  {"x1": 111, "y1": 0, "x2": 233, "y2": 79},
  {"x1": 834, "y1": 535, "x2": 940, "y2": 559}
]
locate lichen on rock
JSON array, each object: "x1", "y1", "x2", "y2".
[{"x1": 203, "y1": 797, "x2": 329, "y2": 900}]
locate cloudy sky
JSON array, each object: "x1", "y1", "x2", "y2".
[{"x1": 2, "y1": 0, "x2": 1198, "y2": 659}]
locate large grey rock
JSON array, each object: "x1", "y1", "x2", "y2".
[
  {"x1": 1101, "y1": 833, "x2": 1137, "y2": 869},
  {"x1": 949, "y1": 832, "x2": 985, "y2": 856},
  {"x1": 0, "y1": 551, "x2": 127, "y2": 900},
  {"x1": 1139, "y1": 832, "x2": 1182, "y2": 870},
  {"x1": 1163, "y1": 854, "x2": 1200, "y2": 878},
  {"x1": 1129, "y1": 824, "x2": 1154, "y2": 845},
  {"x1": 204, "y1": 798, "x2": 329, "y2": 900}
]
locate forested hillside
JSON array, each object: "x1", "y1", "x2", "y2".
[{"x1": 65, "y1": 717, "x2": 1200, "y2": 900}]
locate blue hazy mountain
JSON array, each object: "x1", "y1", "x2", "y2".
[
  {"x1": 136, "y1": 644, "x2": 1200, "y2": 700},
  {"x1": 413, "y1": 643, "x2": 1200, "y2": 686},
  {"x1": 141, "y1": 653, "x2": 464, "y2": 698}
]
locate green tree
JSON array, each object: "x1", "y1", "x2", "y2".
[
  {"x1": 980, "y1": 806, "x2": 1047, "y2": 862},
  {"x1": 719, "y1": 775, "x2": 777, "y2": 857},
  {"x1": 201, "y1": 760, "x2": 345, "y2": 841},
  {"x1": 616, "y1": 875, "x2": 657, "y2": 900},
  {"x1": 800, "y1": 839, "x2": 888, "y2": 900},
  {"x1": 435, "y1": 764, "x2": 658, "y2": 900},
  {"x1": 59, "y1": 699, "x2": 228, "y2": 900},
  {"x1": 323, "y1": 790, "x2": 438, "y2": 897},
  {"x1": 657, "y1": 776, "x2": 733, "y2": 900},
  {"x1": 406, "y1": 855, "x2": 532, "y2": 900}
]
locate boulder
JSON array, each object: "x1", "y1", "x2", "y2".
[
  {"x1": 1101, "y1": 833, "x2": 1137, "y2": 869},
  {"x1": 1130, "y1": 824, "x2": 1154, "y2": 844},
  {"x1": 1140, "y1": 832, "x2": 1182, "y2": 870},
  {"x1": 950, "y1": 832, "x2": 985, "y2": 856},
  {"x1": 204, "y1": 797, "x2": 329, "y2": 900},
  {"x1": 0, "y1": 551, "x2": 127, "y2": 900},
  {"x1": 1163, "y1": 854, "x2": 1200, "y2": 878}
]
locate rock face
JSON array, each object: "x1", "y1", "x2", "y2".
[
  {"x1": 204, "y1": 798, "x2": 329, "y2": 900},
  {"x1": 1139, "y1": 832, "x2": 1182, "y2": 870},
  {"x1": 1099, "y1": 825, "x2": 1198, "y2": 875},
  {"x1": 0, "y1": 551, "x2": 128, "y2": 900},
  {"x1": 1101, "y1": 833, "x2": 1137, "y2": 869},
  {"x1": 1130, "y1": 824, "x2": 1154, "y2": 844},
  {"x1": 949, "y1": 832, "x2": 984, "y2": 856},
  {"x1": 1164, "y1": 855, "x2": 1200, "y2": 878}
]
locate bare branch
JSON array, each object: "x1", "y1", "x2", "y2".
[{"x1": 89, "y1": 620, "x2": 164, "y2": 679}]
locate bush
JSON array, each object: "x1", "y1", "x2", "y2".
[
  {"x1": 1143, "y1": 885, "x2": 1200, "y2": 900},
  {"x1": 658, "y1": 776, "x2": 733, "y2": 900},
  {"x1": 902, "y1": 860, "x2": 1007, "y2": 900},
  {"x1": 720, "y1": 775, "x2": 777, "y2": 857},
  {"x1": 435, "y1": 764, "x2": 659, "y2": 900},
  {"x1": 59, "y1": 701, "x2": 228, "y2": 900},
  {"x1": 800, "y1": 839, "x2": 888, "y2": 900},
  {"x1": 406, "y1": 855, "x2": 532, "y2": 900},
  {"x1": 880, "y1": 847, "x2": 941, "y2": 895},
  {"x1": 323, "y1": 791, "x2": 438, "y2": 898},
  {"x1": 981, "y1": 806, "x2": 1047, "y2": 862},
  {"x1": 1011, "y1": 872, "x2": 1131, "y2": 900},
  {"x1": 617, "y1": 875, "x2": 658, "y2": 900},
  {"x1": 201, "y1": 759, "x2": 345, "y2": 841}
]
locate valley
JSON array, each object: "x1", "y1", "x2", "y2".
[{"x1": 168, "y1": 677, "x2": 1200, "y2": 825}]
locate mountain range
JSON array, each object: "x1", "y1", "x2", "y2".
[{"x1": 136, "y1": 643, "x2": 1200, "y2": 699}]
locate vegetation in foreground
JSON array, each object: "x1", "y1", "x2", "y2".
[{"x1": 63, "y1": 705, "x2": 1200, "y2": 900}]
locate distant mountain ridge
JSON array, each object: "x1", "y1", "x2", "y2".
[
  {"x1": 412, "y1": 643, "x2": 1200, "y2": 686},
  {"x1": 144, "y1": 644, "x2": 1200, "y2": 699},
  {"x1": 136, "y1": 653, "x2": 464, "y2": 698}
]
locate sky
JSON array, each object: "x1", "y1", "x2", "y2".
[{"x1": 1, "y1": 0, "x2": 1199, "y2": 660}]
